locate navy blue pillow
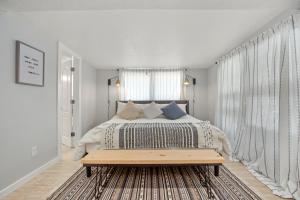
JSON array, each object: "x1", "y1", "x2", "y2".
[{"x1": 161, "y1": 101, "x2": 186, "y2": 120}]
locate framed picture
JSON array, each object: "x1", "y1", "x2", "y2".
[{"x1": 16, "y1": 41, "x2": 45, "y2": 87}]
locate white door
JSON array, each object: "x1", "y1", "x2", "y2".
[
  {"x1": 58, "y1": 43, "x2": 81, "y2": 151},
  {"x1": 61, "y1": 53, "x2": 73, "y2": 147},
  {"x1": 71, "y1": 56, "x2": 80, "y2": 144}
]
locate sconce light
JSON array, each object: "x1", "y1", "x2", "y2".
[
  {"x1": 184, "y1": 69, "x2": 196, "y2": 86},
  {"x1": 184, "y1": 77, "x2": 190, "y2": 85},
  {"x1": 184, "y1": 70, "x2": 196, "y2": 116},
  {"x1": 115, "y1": 79, "x2": 120, "y2": 87},
  {"x1": 184, "y1": 75, "x2": 196, "y2": 86},
  {"x1": 108, "y1": 77, "x2": 120, "y2": 87},
  {"x1": 107, "y1": 70, "x2": 120, "y2": 120}
]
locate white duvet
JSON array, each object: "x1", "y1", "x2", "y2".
[{"x1": 74, "y1": 115, "x2": 232, "y2": 160}]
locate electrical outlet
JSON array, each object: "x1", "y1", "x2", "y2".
[{"x1": 31, "y1": 146, "x2": 38, "y2": 157}]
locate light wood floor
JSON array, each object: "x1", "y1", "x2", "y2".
[{"x1": 1, "y1": 147, "x2": 287, "y2": 200}]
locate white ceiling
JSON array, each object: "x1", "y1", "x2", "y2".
[
  {"x1": 0, "y1": 0, "x2": 299, "y2": 69},
  {"x1": 0, "y1": 0, "x2": 299, "y2": 11}
]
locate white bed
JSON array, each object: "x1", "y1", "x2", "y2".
[{"x1": 74, "y1": 114, "x2": 231, "y2": 160}]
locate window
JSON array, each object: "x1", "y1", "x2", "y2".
[
  {"x1": 120, "y1": 70, "x2": 151, "y2": 100},
  {"x1": 120, "y1": 69, "x2": 183, "y2": 100}
]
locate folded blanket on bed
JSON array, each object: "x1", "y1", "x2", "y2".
[
  {"x1": 74, "y1": 116, "x2": 231, "y2": 160},
  {"x1": 106, "y1": 122, "x2": 212, "y2": 149}
]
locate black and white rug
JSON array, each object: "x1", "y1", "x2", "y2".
[{"x1": 48, "y1": 166, "x2": 261, "y2": 200}]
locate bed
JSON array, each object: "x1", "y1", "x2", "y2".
[{"x1": 74, "y1": 100, "x2": 231, "y2": 160}]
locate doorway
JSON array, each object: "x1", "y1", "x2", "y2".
[{"x1": 57, "y1": 42, "x2": 82, "y2": 158}]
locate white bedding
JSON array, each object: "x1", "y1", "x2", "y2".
[{"x1": 74, "y1": 115, "x2": 232, "y2": 160}]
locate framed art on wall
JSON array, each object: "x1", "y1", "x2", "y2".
[{"x1": 16, "y1": 40, "x2": 45, "y2": 87}]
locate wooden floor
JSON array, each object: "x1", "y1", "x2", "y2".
[{"x1": 1, "y1": 147, "x2": 286, "y2": 200}]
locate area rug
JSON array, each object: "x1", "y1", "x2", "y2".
[{"x1": 47, "y1": 166, "x2": 261, "y2": 200}]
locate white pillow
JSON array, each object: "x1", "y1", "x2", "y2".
[
  {"x1": 117, "y1": 102, "x2": 187, "y2": 114},
  {"x1": 178, "y1": 104, "x2": 187, "y2": 113},
  {"x1": 156, "y1": 103, "x2": 187, "y2": 113},
  {"x1": 143, "y1": 102, "x2": 163, "y2": 119},
  {"x1": 117, "y1": 102, "x2": 150, "y2": 113},
  {"x1": 117, "y1": 102, "x2": 127, "y2": 113}
]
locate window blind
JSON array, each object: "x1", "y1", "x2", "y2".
[{"x1": 120, "y1": 69, "x2": 184, "y2": 101}]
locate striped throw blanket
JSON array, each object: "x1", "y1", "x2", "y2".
[
  {"x1": 74, "y1": 119, "x2": 231, "y2": 160},
  {"x1": 103, "y1": 122, "x2": 214, "y2": 149}
]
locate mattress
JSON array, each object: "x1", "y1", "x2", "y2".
[{"x1": 86, "y1": 143, "x2": 100, "y2": 153}]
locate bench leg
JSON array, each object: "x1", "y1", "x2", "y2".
[
  {"x1": 86, "y1": 166, "x2": 92, "y2": 177},
  {"x1": 214, "y1": 165, "x2": 219, "y2": 176},
  {"x1": 198, "y1": 165, "x2": 213, "y2": 199}
]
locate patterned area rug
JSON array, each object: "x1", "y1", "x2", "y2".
[{"x1": 48, "y1": 166, "x2": 261, "y2": 200}]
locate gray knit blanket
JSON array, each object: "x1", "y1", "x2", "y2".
[
  {"x1": 103, "y1": 122, "x2": 213, "y2": 149},
  {"x1": 74, "y1": 119, "x2": 231, "y2": 160}
]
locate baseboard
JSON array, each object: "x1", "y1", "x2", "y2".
[{"x1": 0, "y1": 156, "x2": 60, "y2": 198}]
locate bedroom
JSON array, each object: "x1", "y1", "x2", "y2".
[{"x1": 0, "y1": 0, "x2": 300, "y2": 199}]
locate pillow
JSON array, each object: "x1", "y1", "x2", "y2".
[
  {"x1": 117, "y1": 102, "x2": 143, "y2": 120},
  {"x1": 161, "y1": 101, "x2": 186, "y2": 120},
  {"x1": 178, "y1": 104, "x2": 187, "y2": 113},
  {"x1": 143, "y1": 102, "x2": 163, "y2": 119},
  {"x1": 156, "y1": 103, "x2": 187, "y2": 113},
  {"x1": 117, "y1": 102, "x2": 150, "y2": 113},
  {"x1": 117, "y1": 102, "x2": 127, "y2": 113}
]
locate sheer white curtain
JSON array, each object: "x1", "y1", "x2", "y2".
[
  {"x1": 120, "y1": 69, "x2": 151, "y2": 101},
  {"x1": 120, "y1": 69, "x2": 184, "y2": 101},
  {"x1": 216, "y1": 14, "x2": 300, "y2": 199}
]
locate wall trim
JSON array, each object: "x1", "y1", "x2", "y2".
[{"x1": 0, "y1": 156, "x2": 60, "y2": 198}]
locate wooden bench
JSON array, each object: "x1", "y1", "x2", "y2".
[{"x1": 81, "y1": 149, "x2": 224, "y2": 199}]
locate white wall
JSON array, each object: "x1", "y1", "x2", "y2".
[
  {"x1": 0, "y1": 13, "x2": 58, "y2": 192},
  {"x1": 96, "y1": 70, "x2": 119, "y2": 124},
  {"x1": 186, "y1": 69, "x2": 209, "y2": 120},
  {"x1": 81, "y1": 61, "x2": 97, "y2": 135},
  {"x1": 207, "y1": 65, "x2": 218, "y2": 124},
  {"x1": 95, "y1": 68, "x2": 209, "y2": 124}
]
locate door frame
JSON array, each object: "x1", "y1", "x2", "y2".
[{"x1": 57, "y1": 41, "x2": 82, "y2": 158}]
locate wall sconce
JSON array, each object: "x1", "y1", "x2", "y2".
[
  {"x1": 115, "y1": 79, "x2": 120, "y2": 87},
  {"x1": 184, "y1": 75, "x2": 196, "y2": 86},
  {"x1": 108, "y1": 77, "x2": 120, "y2": 87},
  {"x1": 107, "y1": 70, "x2": 120, "y2": 119},
  {"x1": 184, "y1": 70, "x2": 196, "y2": 116},
  {"x1": 184, "y1": 77, "x2": 190, "y2": 85}
]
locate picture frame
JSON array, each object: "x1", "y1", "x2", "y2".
[{"x1": 16, "y1": 40, "x2": 45, "y2": 87}]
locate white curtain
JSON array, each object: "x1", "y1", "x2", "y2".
[
  {"x1": 216, "y1": 14, "x2": 300, "y2": 199},
  {"x1": 120, "y1": 69, "x2": 184, "y2": 100}
]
